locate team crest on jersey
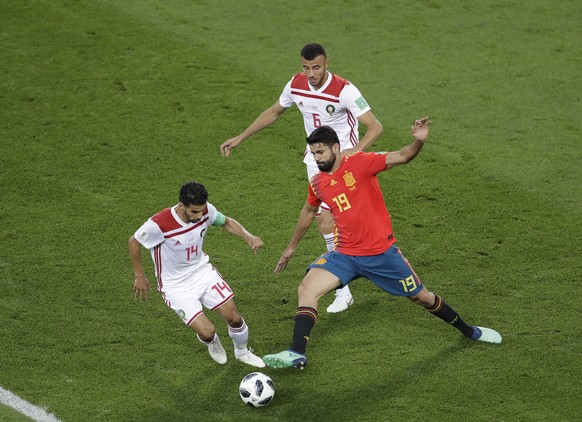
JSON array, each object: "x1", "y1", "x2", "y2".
[
  {"x1": 177, "y1": 309, "x2": 186, "y2": 319},
  {"x1": 326, "y1": 104, "x2": 335, "y2": 116},
  {"x1": 343, "y1": 171, "x2": 356, "y2": 188}
]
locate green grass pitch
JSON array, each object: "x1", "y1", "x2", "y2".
[{"x1": 1, "y1": 0, "x2": 581, "y2": 420}]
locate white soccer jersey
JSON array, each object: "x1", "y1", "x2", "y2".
[
  {"x1": 134, "y1": 203, "x2": 219, "y2": 291},
  {"x1": 278, "y1": 71, "x2": 371, "y2": 166}
]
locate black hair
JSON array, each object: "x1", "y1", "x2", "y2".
[
  {"x1": 300, "y1": 43, "x2": 327, "y2": 60},
  {"x1": 179, "y1": 181, "x2": 208, "y2": 206},
  {"x1": 306, "y1": 126, "x2": 340, "y2": 148}
]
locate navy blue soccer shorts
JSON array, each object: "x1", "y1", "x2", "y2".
[{"x1": 306, "y1": 245, "x2": 423, "y2": 297}]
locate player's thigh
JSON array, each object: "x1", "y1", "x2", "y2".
[
  {"x1": 316, "y1": 209, "x2": 335, "y2": 233},
  {"x1": 361, "y1": 246, "x2": 424, "y2": 297},
  {"x1": 307, "y1": 251, "x2": 359, "y2": 288},
  {"x1": 200, "y1": 265, "x2": 236, "y2": 312},
  {"x1": 161, "y1": 287, "x2": 205, "y2": 327},
  {"x1": 299, "y1": 268, "x2": 342, "y2": 302},
  {"x1": 215, "y1": 298, "x2": 242, "y2": 326}
]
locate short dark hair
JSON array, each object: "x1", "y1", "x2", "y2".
[
  {"x1": 179, "y1": 181, "x2": 208, "y2": 206},
  {"x1": 301, "y1": 43, "x2": 327, "y2": 61},
  {"x1": 306, "y1": 126, "x2": 340, "y2": 148}
]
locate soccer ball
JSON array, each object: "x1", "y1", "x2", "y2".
[{"x1": 239, "y1": 372, "x2": 275, "y2": 407}]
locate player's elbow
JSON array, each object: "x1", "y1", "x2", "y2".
[{"x1": 375, "y1": 121, "x2": 384, "y2": 135}]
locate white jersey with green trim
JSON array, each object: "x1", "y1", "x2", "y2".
[
  {"x1": 278, "y1": 71, "x2": 371, "y2": 166},
  {"x1": 134, "y1": 203, "x2": 222, "y2": 291}
]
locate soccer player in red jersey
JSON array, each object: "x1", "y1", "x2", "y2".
[
  {"x1": 220, "y1": 43, "x2": 384, "y2": 313},
  {"x1": 263, "y1": 118, "x2": 502, "y2": 369}
]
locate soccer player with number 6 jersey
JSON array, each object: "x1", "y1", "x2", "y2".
[
  {"x1": 221, "y1": 43, "x2": 384, "y2": 314},
  {"x1": 263, "y1": 118, "x2": 502, "y2": 369},
  {"x1": 129, "y1": 181, "x2": 265, "y2": 367}
]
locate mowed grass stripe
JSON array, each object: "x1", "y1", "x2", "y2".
[{"x1": 0, "y1": 0, "x2": 580, "y2": 420}]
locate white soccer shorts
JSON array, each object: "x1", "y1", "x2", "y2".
[{"x1": 161, "y1": 263, "x2": 234, "y2": 326}]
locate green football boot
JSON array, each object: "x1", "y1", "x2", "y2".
[{"x1": 263, "y1": 350, "x2": 307, "y2": 369}]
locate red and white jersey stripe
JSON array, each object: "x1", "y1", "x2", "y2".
[
  {"x1": 278, "y1": 71, "x2": 371, "y2": 166},
  {"x1": 134, "y1": 203, "x2": 219, "y2": 291}
]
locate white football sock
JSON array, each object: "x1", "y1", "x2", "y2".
[
  {"x1": 228, "y1": 318, "x2": 249, "y2": 356},
  {"x1": 323, "y1": 233, "x2": 335, "y2": 252}
]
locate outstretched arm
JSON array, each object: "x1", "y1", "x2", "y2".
[
  {"x1": 385, "y1": 116, "x2": 431, "y2": 169},
  {"x1": 341, "y1": 110, "x2": 383, "y2": 156},
  {"x1": 128, "y1": 235, "x2": 151, "y2": 301},
  {"x1": 220, "y1": 101, "x2": 287, "y2": 157},
  {"x1": 222, "y1": 217, "x2": 264, "y2": 253},
  {"x1": 274, "y1": 201, "x2": 319, "y2": 273}
]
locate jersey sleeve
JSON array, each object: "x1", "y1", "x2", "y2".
[
  {"x1": 356, "y1": 151, "x2": 388, "y2": 175},
  {"x1": 339, "y1": 83, "x2": 371, "y2": 119},
  {"x1": 278, "y1": 78, "x2": 295, "y2": 109},
  {"x1": 205, "y1": 203, "x2": 219, "y2": 225},
  {"x1": 134, "y1": 219, "x2": 165, "y2": 249},
  {"x1": 307, "y1": 181, "x2": 322, "y2": 207},
  {"x1": 212, "y1": 211, "x2": 226, "y2": 226}
]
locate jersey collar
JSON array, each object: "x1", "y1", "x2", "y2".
[{"x1": 309, "y1": 71, "x2": 332, "y2": 93}]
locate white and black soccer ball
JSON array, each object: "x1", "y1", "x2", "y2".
[{"x1": 239, "y1": 372, "x2": 275, "y2": 407}]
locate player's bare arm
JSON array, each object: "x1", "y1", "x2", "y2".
[
  {"x1": 128, "y1": 235, "x2": 151, "y2": 301},
  {"x1": 385, "y1": 116, "x2": 431, "y2": 169},
  {"x1": 274, "y1": 202, "x2": 319, "y2": 273},
  {"x1": 341, "y1": 110, "x2": 383, "y2": 156},
  {"x1": 220, "y1": 101, "x2": 288, "y2": 157},
  {"x1": 222, "y1": 217, "x2": 264, "y2": 253}
]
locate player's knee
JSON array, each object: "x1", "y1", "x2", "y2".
[
  {"x1": 317, "y1": 216, "x2": 334, "y2": 234},
  {"x1": 194, "y1": 325, "x2": 216, "y2": 342},
  {"x1": 297, "y1": 282, "x2": 315, "y2": 301},
  {"x1": 225, "y1": 312, "x2": 242, "y2": 327},
  {"x1": 409, "y1": 289, "x2": 435, "y2": 308},
  {"x1": 297, "y1": 283, "x2": 306, "y2": 299}
]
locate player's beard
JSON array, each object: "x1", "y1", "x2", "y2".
[{"x1": 317, "y1": 153, "x2": 336, "y2": 172}]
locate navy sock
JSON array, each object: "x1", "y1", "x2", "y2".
[
  {"x1": 427, "y1": 295, "x2": 475, "y2": 337},
  {"x1": 289, "y1": 306, "x2": 318, "y2": 355}
]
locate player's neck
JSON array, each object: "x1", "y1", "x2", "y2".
[
  {"x1": 174, "y1": 205, "x2": 189, "y2": 224},
  {"x1": 313, "y1": 71, "x2": 330, "y2": 91},
  {"x1": 326, "y1": 157, "x2": 342, "y2": 175}
]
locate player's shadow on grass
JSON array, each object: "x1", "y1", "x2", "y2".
[{"x1": 277, "y1": 341, "x2": 468, "y2": 421}]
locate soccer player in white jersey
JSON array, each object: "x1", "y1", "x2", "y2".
[
  {"x1": 221, "y1": 43, "x2": 383, "y2": 313},
  {"x1": 129, "y1": 181, "x2": 265, "y2": 367}
]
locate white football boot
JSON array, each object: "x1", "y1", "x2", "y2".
[
  {"x1": 471, "y1": 326, "x2": 503, "y2": 344},
  {"x1": 207, "y1": 335, "x2": 227, "y2": 364},
  {"x1": 236, "y1": 348, "x2": 266, "y2": 368},
  {"x1": 327, "y1": 286, "x2": 354, "y2": 313}
]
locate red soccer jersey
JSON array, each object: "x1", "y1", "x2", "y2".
[{"x1": 307, "y1": 152, "x2": 396, "y2": 256}]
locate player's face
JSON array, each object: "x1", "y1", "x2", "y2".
[
  {"x1": 301, "y1": 55, "x2": 328, "y2": 89},
  {"x1": 310, "y1": 143, "x2": 339, "y2": 173},
  {"x1": 180, "y1": 203, "x2": 207, "y2": 223}
]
